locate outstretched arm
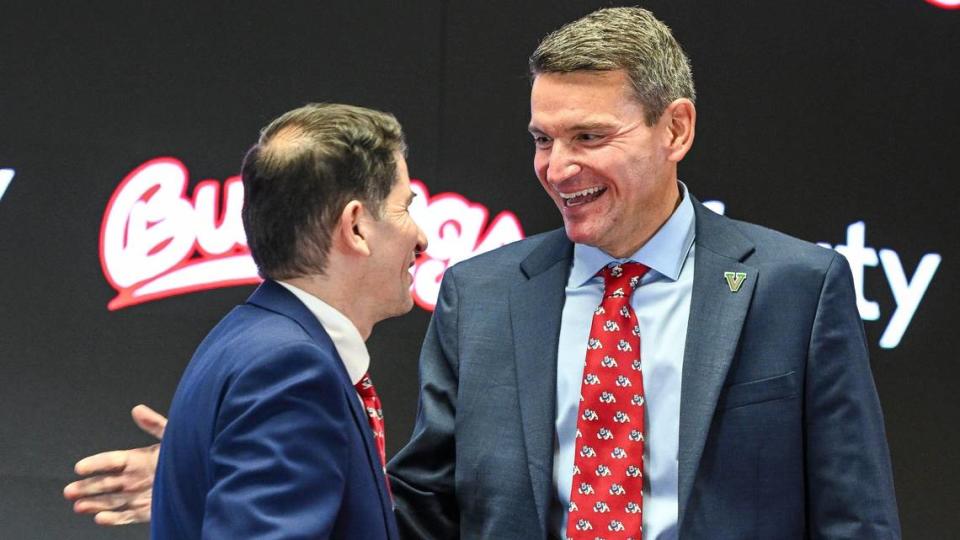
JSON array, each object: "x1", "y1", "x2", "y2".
[{"x1": 63, "y1": 404, "x2": 166, "y2": 525}]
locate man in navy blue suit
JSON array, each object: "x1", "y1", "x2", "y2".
[{"x1": 149, "y1": 103, "x2": 424, "y2": 538}]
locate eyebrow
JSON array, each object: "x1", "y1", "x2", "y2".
[
  {"x1": 569, "y1": 121, "x2": 617, "y2": 132},
  {"x1": 528, "y1": 121, "x2": 617, "y2": 135}
]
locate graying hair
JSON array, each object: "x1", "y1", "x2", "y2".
[{"x1": 529, "y1": 7, "x2": 695, "y2": 125}]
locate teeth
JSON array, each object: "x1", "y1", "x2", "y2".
[{"x1": 559, "y1": 186, "x2": 603, "y2": 199}]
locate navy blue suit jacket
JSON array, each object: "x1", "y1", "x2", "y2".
[
  {"x1": 388, "y1": 198, "x2": 900, "y2": 539},
  {"x1": 153, "y1": 280, "x2": 398, "y2": 539}
]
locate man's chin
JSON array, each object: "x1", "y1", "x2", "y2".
[
  {"x1": 394, "y1": 297, "x2": 416, "y2": 317},
  {"x1": 563, "y1": 222, "x2": 601, "y2": 247},
  {"x1": 374, "y1": 297, "x2": 415, "y2": 325}
]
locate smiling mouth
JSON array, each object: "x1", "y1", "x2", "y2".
[{"x1": 559, "y1": 186, "x2": 607, "y2": 207}]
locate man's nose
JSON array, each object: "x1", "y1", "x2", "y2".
[
  {"x1": 414, "y1": 225, "x2": 428, "y2": 255},
  {"x1": 545, "y1": 143, "x2": 582, "y2": 184}
]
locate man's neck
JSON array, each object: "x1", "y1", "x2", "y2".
[
  {"x1": 283, "y1": 274, "x2": 373, "y2": 340},
  {"x1": 602, "y1": 181, "x2": 684, "y2": 259}
]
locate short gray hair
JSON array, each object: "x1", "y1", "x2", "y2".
[{"x1": 529, "y1": 7, "x2": 695, "y2": 125}]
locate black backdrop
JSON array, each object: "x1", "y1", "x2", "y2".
[{"x1": 1, "y1": 1, "x2": 957, "y2": 537}]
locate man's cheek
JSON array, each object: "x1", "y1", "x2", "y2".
[
  {"x1": 535, "y1": 174, "x2": 555, "y2": 198},
  {"x1": 533, "y1": 156, "x2": 549, "y2": 181}
]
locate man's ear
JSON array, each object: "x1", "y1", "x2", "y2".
[
  {"x1": 662, "y1": 98, "x2": 696, "y2": 163},
  {"x1": 334, "y1": 200, "x2": 371, "y2": 256}
]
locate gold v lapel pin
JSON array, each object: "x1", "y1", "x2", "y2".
[{"x1": 723, "y1": 271, "x2": 747, "y2": 292}]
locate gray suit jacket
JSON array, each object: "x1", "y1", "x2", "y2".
[{"x1": 388, "y1": 199, "x2": 900, "y2": 539}]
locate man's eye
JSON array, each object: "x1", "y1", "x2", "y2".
[
  {"x1": 532, "y1": 135, "x2": 551, "y2": 147},
  {"x1": 577, "y1": 133, "x2": 602, "y2": 142}
]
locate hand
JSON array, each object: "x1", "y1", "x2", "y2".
[{"x1": 63, "y1": 404, "x2": 166, "y2": 525}]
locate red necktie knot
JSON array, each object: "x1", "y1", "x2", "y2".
[{"x1": 601, "y1": 262, "x2": 649, "y2": 299}]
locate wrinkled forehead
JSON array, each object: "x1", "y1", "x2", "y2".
[{"x1": 529, "y1": 71, "x2": 644, "y2": 131}]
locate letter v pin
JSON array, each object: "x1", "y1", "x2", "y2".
[{"x1": 724, "y1": 271, "x2": 747, "y2": 292}]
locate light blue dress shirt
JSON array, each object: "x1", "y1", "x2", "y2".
[{"x1": 552, "y1": 184, "x2": 696, "y2": 540}]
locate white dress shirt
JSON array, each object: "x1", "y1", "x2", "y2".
[
  {"x1": 276, "y1": 281, "x2": 368, "y2": 386},
  {"x1": 552, "y1": 184, "x2": 696, "y2": 539}
]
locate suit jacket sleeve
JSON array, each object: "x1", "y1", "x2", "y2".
[
  {"x1": 202, "y1": 341, "x2": 352, "y2": 539},
  {"x1": 805, "y1": 253, "x2": 901, "y2": 538},
  {"x1": 388, "y1": 270, "x2": 461, "y2": 539}
]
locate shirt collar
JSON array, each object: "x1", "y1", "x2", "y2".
[
  {"x1": 569, "y1": 181, "x2": 696, "y2": 287},
  {"x1": 276, "y1": 281, "x2": 369, "y2": 385}
]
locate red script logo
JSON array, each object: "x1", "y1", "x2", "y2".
[{"x1": 100, "y1": 157, "x2": 525, "y2": 311}]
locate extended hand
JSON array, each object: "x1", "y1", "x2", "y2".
[{"x1": 63, "y1": 404, "x2": 166, "y2": 525}]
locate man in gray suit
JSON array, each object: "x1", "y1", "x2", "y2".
[
  {"x1": 387, "y1": 7, "x2": 899, "y2": 538},
  {"x1": 66, "y1": 7, "x2": 899, "y2": 538}
]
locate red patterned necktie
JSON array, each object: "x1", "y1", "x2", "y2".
[
  {"x1": 566, "y1": 262, "x2": 650, "y2": 540},
  {"x1": 355, "y1": 372, "x2": 389, "y2": 480}
]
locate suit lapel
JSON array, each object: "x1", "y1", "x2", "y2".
[
  {"x1": 677, "y1": 201, "x2": 758, "y2": 527},
  {"x1": 341, "y1": 384, "x2": 400, "y2": 539},
  {"x1": 510, "y1": 230, "x2": 573, "y2": 538},
  {"x1": 246, "y1": 280, "x2": 398, "y2": 538}
]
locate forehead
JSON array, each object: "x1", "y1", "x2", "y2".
[{"x1": 529, "y1": 70, "x2": 644, "y2": 130}]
